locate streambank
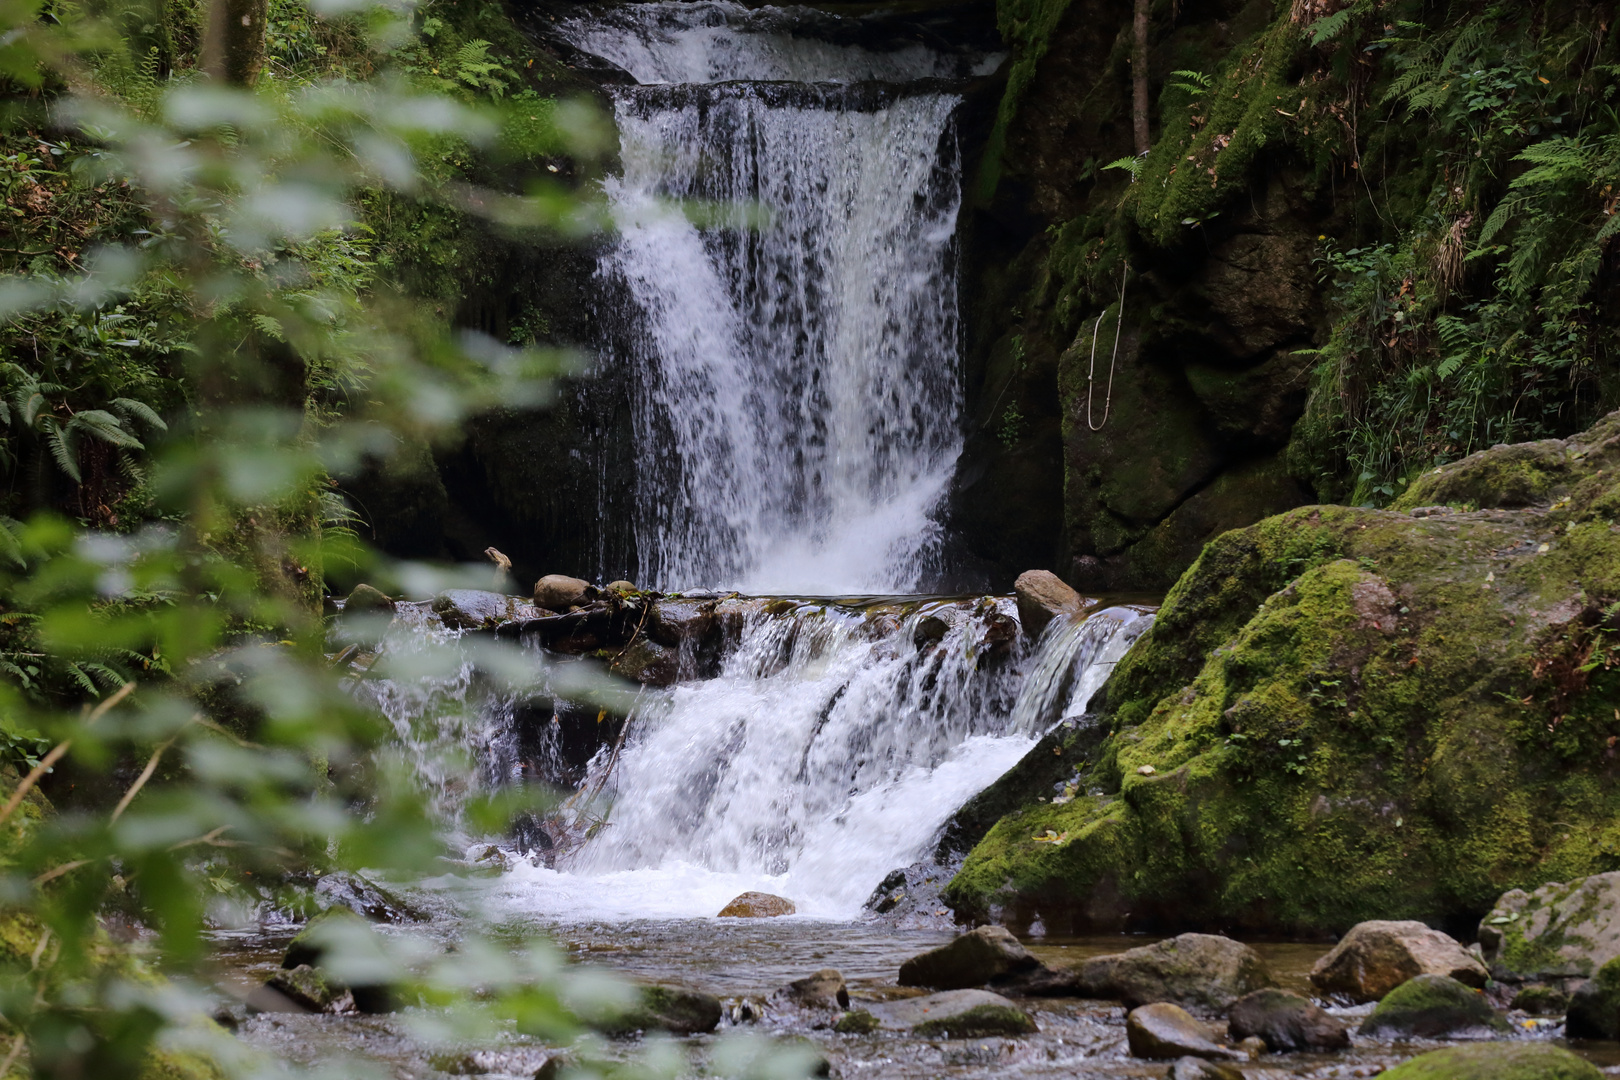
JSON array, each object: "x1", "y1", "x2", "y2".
[{"x1": 946, "y1": 409, "x2": 1620, "y2": 937}]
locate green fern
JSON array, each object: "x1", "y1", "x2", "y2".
[
  {"x1": 1102, "y1": 156, "x2": 1143, "y2": 180},
  {"x1": 1169, "y1": 70, "x2": 1212, "y2": 96}
]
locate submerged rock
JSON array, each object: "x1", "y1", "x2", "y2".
[
  {"x1": 1225, "y1": 988, "x2": 1349, "y2": 1051},
  {"x1": 1013, "y1": 570, "x2": 1082, "y2": 638},
  {"x1": 1125, "y1": 1002, "x2": 1242, "y2": 1061},
  {"x1": 864, "y1": 989, "x2": 1036, "y2": 1037},
  {"x1": 1357, "y1": 974, "x2": 1508, "y2": 1039},
  {"x1": 533, "y1": 574, "x2": 595, "y2": 611},
  {"x1": 1564, "y1": 956, "x2": 1620, "y2": 1038},
  {"x1": 1378, "y1": 1043, "x2": 1603, "y2": 1080},
  {"x1": 598, "y1": 985, "x2": 724, "y2": 1036},
  {"x1": 1479, "y1": 871, "x2": 1620, "y2": 983},
  {"x1": 897, "y1": 925, "x2": 1038, "y2": 990},
  {"x1": 610, "y1": 637, "x2": 678, "y2": 687},
  {"x1": 1098, "y1": 933, "x2": 1275, "y2": 1010},
  {"x1": 431, "y1": 589, "x2": 536, "y2": 630},
  {"x1": 718, "y1": 892, "x2": 796, "y2": 918},
  {"x1": 1169, "y1": 1059, "x2": 1244, "y2": 1080},
  {"x1": 1310, "y1": 920, "x2": 1487, "y2": 1003}
]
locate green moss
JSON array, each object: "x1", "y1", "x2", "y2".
[
  {"x1": 911, "y1": 1004, "x2": 1038, "y2": 1039},
  {"x1": 1379, "y1": 1044, "x2": 1602, "y2": 1080},
  {"x1": 834, "y1": 1010, "x2": 881, "y2": 1035},
  {"x1": 1359, "y1": 974, "x2": 1507, "y2": 1038}
]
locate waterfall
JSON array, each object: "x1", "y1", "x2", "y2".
[
  {"x1": 484, "y1": 601, "x2": 1151, "y2": 920},
  {"x1": 562, "y1": 3, "x2": 988, "y2": 592}
]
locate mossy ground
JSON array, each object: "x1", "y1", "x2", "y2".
[{"x1": 947, "y1": 412, "x2": 1620, "y2": 935}]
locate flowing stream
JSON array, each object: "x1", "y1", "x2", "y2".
[{"x1": 567, "y1": 1, "x2": 992, "y2": 593}]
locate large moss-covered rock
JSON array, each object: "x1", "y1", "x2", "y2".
[
  {"x1": 1478, "y1": 872, "x2": 1620, "y2": 983},
  {"x1": 1357, "y1": 974, "x2": 1508, "y2": 1039},
  {"x1": 1379, "y1": 1044, "x2": 1603, "y2": 1080},
  {"x1": 946, "y1": 411, "x2": 1620, "y2": 935},
  {"x1": 1564, "y1": 956, "x2": 1620, "y2": 1039}
]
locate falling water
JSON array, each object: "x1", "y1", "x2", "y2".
[{"x1": 563, "y1": 3, "x2": 986, "y2": 592}]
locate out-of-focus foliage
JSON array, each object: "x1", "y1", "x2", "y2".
[{"x1": 0, "y1": 0, "x2": 811, "y2": 1075}]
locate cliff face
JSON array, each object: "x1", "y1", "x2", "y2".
[{"x1": 953, "y1": 0, "x2": 1620, "y2": 590}]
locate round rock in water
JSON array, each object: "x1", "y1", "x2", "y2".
[
  {"x1": 897, "y1": 925, "x2": 1038, "y2": 990},
  {"x1": 1378, "y1": 1042, "x2": 1603, "y2": 1080},
  {"x1": 1101, "y1": 933, "x2": 1276, "y2": 1010},
  {"x1": 1226, "y1": 988, "x2": 1349, "y2": 1051},
  {"x1": 1013, "y1": 569, "x2": 1083, "y2": 638},
  {"x1": 864, "y1": 988, "x2": 1036, "y2": 1038},
  {"x1": 533, "y1": 574, "x2": 595, "y2": 611},
  {"x1": 1357, "y1": 973, "x2": 1508, "y2": 1039},
  {"x1": 1125, "y1": 1002, "x2": 1243, "y2": 1061},
  {"x1": 1310, "y1": 919, "x2": 1488, "y2": 1003},
  {"x1": 718, "y1": 891, "x2": 796, "y2": 918}
]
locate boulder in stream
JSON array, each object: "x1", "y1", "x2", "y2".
[
  {"x1": 598, "y1": 984, "x2": 724, "y2": 1036},
  {"x1": 1225, "y1": 988, "x2": 1349, "y2": 1051},
  {"x1": 1169, "y1": 1059, "x2": 1245, "y2": 1080},
  {"x1": 314, "y1": 871, "x2": 424, "y2": 923},
  {"x1": 1310, "y1": 920, "x2": 1487, "y2": 1003},
  {"x1": 1096, "y1": 933, "x2": 1275, "y2": 1010},
  {"x1": 1479, "y1": 871, "x2": 1620, "y2": 983},
  {"x1": 1125, "y1": 1002, "x2": 1243, "y2": 1060},
  {"x1": 1357, "y1": 974, "x2": 1508, "y2": 1039},
  {"x1": 1378, "y1": 1043, "x2": 1603, "y2": 1080},
  {"x1": 897, "y1": 925, "x2": 1038, "y2": 990},
  {"x1": 611, "y1": 637, "x2": 679, "y2": 687},
  {"x1": 774, "y1": 968, "x2": 849, "y2": 1011},
  {"x1": 860, "y1": 988, "x2": 1036, "y2": 1037},
  {"x1": 258, "y1": 965, "x2": 348, "y2": 1013},
  {"x1": 533, "y1": 574, "x2": 595, "y2": 612},
  {"x1": 1013, "y1": 570, "x2": 1082, "y2": 638},
  {"x1": 431, "y1": 589, "x2": 536, "y2": 630},
  {"x1": 1564, "y1": 956, "x2": 1620, "y2": 1038},
  {"x1": 718, "y1": 892, "x2": 796, "y2": 918}
]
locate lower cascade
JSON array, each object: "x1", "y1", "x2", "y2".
[{"x1": 369, "y1": 596, "x2": 1152, "y2": 921}]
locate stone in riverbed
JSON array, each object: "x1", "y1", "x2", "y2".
[
  {"x1": 1013, "y1": 570, "x2": 1083, "y2": 639},
  {"x1": 1169, "y1": 1058, "x2": 1245, "y2": 1080},
  {"x1": 314, "y1": 871, "x2": 424, "y2": 923},
  {"x1": 431, "y1": 589, "x2": 536, "y2": 630},
  {"x1": 343, "y1": 582, "x2": 395, "y2": 612},
  {"x1": 1564, "y1": 956, "x2": 1620, "y2": 1038},
  {"x1": 1512, "y1": 983, "x2": 1570, "y2": 1015},
  {"x1": 598, "y1": 984, "x2": 724, "y2": 1036},
  {"x1": 897, "y1": 925, "x2": 1039, "y2": 990},
  {"x1": 610, "y1": 637, "x2": 678, "y2": 687},
  {"x1": 1479, "y1": 871, "x2": 1620, "y2": 983},
  {"x1": 533, "y1": 574, "x2": 595, "y2": 611},
  {"x1": 1102, "y1": 933, "x2": 1276, "y2": 1010},
  {"x1": 1225, "y1": 988, "x2": 1349, "y2": 1051},
  {"x1": 1378, "y1": 1043, "x2": 1603, "y2": 1080},
  {"x1": 834, "y1": 1010, "x2": 881, "y2": 1034},
  {"x1": 864, "y1": 989, "x2": 1036, "y2": 1037},
  {"x1": 1357, "y1": 973, "x2": 1508, "y2": 1039},
  {"x1": 1125, "y1": 1002, "x2": 1243, "y2": 1060},
  {"x1": 260, "y1": 965, "x2": 347, "y2": 1013},
  {"x1": 718, "y1": 891, "x2": 796, "y2": 918},
  {"x1": 771, "y1": 968, "x2": 849, "y2": 1014},
  {"x1": 1310, "y1": 919, "x2": 1488, "y2": 1003}
]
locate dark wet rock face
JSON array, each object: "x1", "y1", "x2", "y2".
[
  {"x1": 314, "y1": 872, "x2": 425, "y2": 924},
  {"x1": 1357, "y1": 974, "x2": 1508, "y2": 1040},
  {"x1": 1310, "y1": 921, "x2": 1487, "y2": 1004},
  {"x1": 771, "y1": 969, "x2": 849, "y2": 1017},
  {"x1": 897, "y1": 925, "x2": 1038, "y2": 990},
  {"x1": 1565, "y1": 957, "x2": 1620, "y2": 1039},
  {"x1": 1225, "y1": 988, "x2": 1349, "y2": 1052},
  {"x1": 598, "y1": 985, "x2": 724, "y2": 1037}
]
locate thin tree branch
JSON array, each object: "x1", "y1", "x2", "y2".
[{"x1": 0, "y1": 680, "x2": 137, "y2": 828}]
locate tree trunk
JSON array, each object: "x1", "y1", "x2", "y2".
[
  {"x1": 1132, "y1": 0, "x2": 1151, "y2": 155},
  {"x1": 204, "y1": 0, "x2": 268, "y2": 87}
]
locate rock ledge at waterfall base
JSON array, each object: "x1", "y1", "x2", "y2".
[{"x1": 946, "y1": 409, "x2": 1620, "y2": 936}]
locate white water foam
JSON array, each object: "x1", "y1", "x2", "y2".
[{"x1": 483, "y1": 602, "x2": 1151, "y2": 921}]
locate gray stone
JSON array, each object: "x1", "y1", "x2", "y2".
[
  {"x1": 1226, "y1": 988, "x2": 1349, "y2": 1051},
  {"x1": 314, "y1": 872, "x2": 424, "y2": 923},
  {"x1": 610, "y1": 637, "x2": 678, "y2": 686},
  {"x1": 1511, "y1": 983, "x2": 1570, "y2": 1016},
  {"x1": 432, "y1": 589, "x2": 536, "y2": 630},
  {"x1": 1479, "y1": 871, "x2": 1620, "y2": 982},
  {"x1": 1125, "y1": 1003, "x2": 1242, "y2": 1061},
  {"x1": 866, "y1": 989, "x2": 1036, "y2": 1037},
  {"x1": 1103, "y1": 933, "x2": 1275, "y2": 1010},
  {"x1": 1014, "y1": 570, "x2": 1082, "y2": 638},
  {"x1": 1357, "y1": 974, "x2": 1509, "y2": 1039},
  {"x1": 1169, "y1": 1058, "x2": 1245, "y2": 1080},
  {"x1": 533, "y1": 574, "x2": 595, "y2": 611},
  {"x1": 772, "y1": 968, "x2": 849, "y2": 1012},
  {"x1": 343, "y1": 583, "x2": 394, "y2": 612},
  {"x1": 260, "y1": 965, "x2": 347, "y2": 1013},
  {"x1": 1311, "y1": 920, "x2": 1488, "y2": 1003},
  {"x1": 898, "y1": 925, "x2": 1039, "y2": 990}
]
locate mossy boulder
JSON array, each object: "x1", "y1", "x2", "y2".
[
  {"x1": 1357, "y1": 974, "x2": 1508, "y2": 1040},
  {"x1": 1479, "y1": 872, "x2": 1620, "y2": 983},
  {"x1": 1225, "y1": 988, "x2": 1348, "y2": 1052},
  {"x1": 945, "y1": 410, "x2": 1620, "y2": 935},
  {"x1": 864, "y1": 989, "x2": 1036, "y2": 1038},
  {"x1": 597, "y1": 984, "x2": 723, "y2": 1037},
  {"x1": 1564, "y1": 955, "x2": 1620, "y2": 1039},
  {"x1": 1378, "y1": 1043, "x2": 1602, "y2": 1080},
  {"x1": 1511, "y1": 984, "x2": 1569, "y2": 1016}
]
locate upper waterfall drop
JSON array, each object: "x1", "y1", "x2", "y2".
[{"x1": 561, "y1": 3, "x2": 990, "y2": 593}]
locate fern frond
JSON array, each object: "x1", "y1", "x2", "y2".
[
  {"x1": 250, "y1": 313, "x2": 286, "y2": 341},
  {"x1": 1102, "y1": 157, "x2": 1143, "y2": 179},
  {"x1": 70, "y1": 411, "x2": 144, "y2": 449},
  {"x1": 42, "y1": 421, "x2": 79, "y2": 482},
  {"x1": 0, "y1": 517, "x2": 25, "y2": 569},
  {"x1": 111, "y1": 398, "x2": 167, "y2": 432},
  {"x1": 63, "y1": 663, "x2": 96, "y2": 695}
]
